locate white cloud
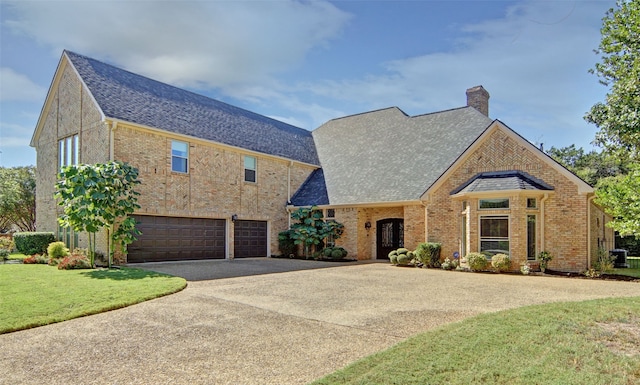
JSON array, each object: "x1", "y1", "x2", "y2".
[
  {"x1": 0, "y1": 67, "x2": 46, "y2": 101},
  {"x1": 5, "y1": 0, "x2": 351, "y2": 89}
]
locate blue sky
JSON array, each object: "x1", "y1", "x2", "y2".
[{"x1": 0, "y1": 0, "x2": 614, "y2": 167}]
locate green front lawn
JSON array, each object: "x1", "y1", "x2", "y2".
[
  {"x1": 312, "y1": 297, "x2": 640, "y2": 385},
  {"x1": 0, "y1": 264, "x2": 186, "y2": 334}
]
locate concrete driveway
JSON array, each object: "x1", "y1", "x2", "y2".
[{"x1": 1, "y1": 259, "x2": 638, "y2": 385}]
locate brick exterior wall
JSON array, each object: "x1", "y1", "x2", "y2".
[
  {"x1": 34, "y1": 58, "x2": 316, "y2": 262},
  {"x1": 34, "y1": 61, "x2": 110, "y2": 256},
  {"x1": 426, "y1": 127, "x2": 594, "y2": 272},
  {"x1": 113, "y1": 124, "x2": 315, "y2": 260}
]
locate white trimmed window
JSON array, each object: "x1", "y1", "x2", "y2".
[
  {"x1": 171, "y1": 140, "x2": 189, "y2": 173},
  {"x1": 244, "y1": 155, "x2": 256, "y2": 182},
  {"x1": 480, "y1": 215, "x2": 509, "y2": 256},
  {"x1": 58, "y1": 134, "x2": 79, "y2": 168}
]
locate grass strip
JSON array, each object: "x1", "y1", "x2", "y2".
[
  {"x1": 312, "y1": 296, "x2": 640, "y2": 385},
  {"x1": 0, "y1": 264, "x2": 186, "y2": 334}
]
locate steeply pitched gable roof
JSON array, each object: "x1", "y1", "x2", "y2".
[
  {"x1": 63, "y1": 51, "x2": 319, "y2": 165},
  {"x1": 308, "y1": 106, "x2": 493, "y2": 205}
]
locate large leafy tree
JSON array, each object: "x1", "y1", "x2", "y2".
[
  {"x1": 55, "y1": 161, "x2": 141, "y2": 267},
  {"x1": 546, "y1": 145, "x2": 627, "y2": 186},
  {"x1": 289, "y1": 206, "x2": 344, "y2": 258},
  {"x1": 585, "y1": 0, "x2": 640, "y2": 158},
  {"x1": 0, "y1": 166, "x2": 36, "y2": 232},
  {"x1": 595, "y1": 163, "x2": 640, "y2": 237},
  {"x1": 585, "y1": 1, "x2": 640, "y2": 238}
]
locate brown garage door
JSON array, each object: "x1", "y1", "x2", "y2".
[
  {"x1": 128, "y1": 215, "x2": 226, "y2": 263},
  {"x1": 234, "y1": 220, "x2": 267, "y2": 258}
]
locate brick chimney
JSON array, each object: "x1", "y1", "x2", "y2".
[{"x1": 466, "y1": 85, "x2": 490, "y2": 117}]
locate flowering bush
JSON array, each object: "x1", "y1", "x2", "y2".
[
  {"x1": 520, "y1": 262, "x2": 531, "y2": 275},
  {"x1": 23, "y1": 254, "x2": 49, "y2": 264},
  {"x1": 58, "y1": 254, "x2": 92, "y2": 270},
  {"x1": 538, "y1": 251, "x2": 554, "y2": 271},
  {"x1": 441, "y1": 258, "x2": 458, "y2": 270},
  {"x1": 491, "y1": 253, "x2": 511, "y2": 272},
  {"x1": 466, "y1": 252, "x2": 488, "y2": 272}
]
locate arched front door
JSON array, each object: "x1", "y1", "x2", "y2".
[{"x1": 377, "y1": 218, "x2": 404, "y2": 259}]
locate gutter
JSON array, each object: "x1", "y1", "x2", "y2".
[
  {"x1": 587, "y1": 195, "x2": 596, "y2": 269},
  {"x1": 540, "y1": 193, "x2": 549, "y2": 253}
]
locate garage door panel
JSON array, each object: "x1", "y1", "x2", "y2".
[
  {"x1": 234, "y1": 220, "x2": 267, "y2": 258},
  {"x1": 128, "y1": 215, "x2": 226, "y2": 263}
]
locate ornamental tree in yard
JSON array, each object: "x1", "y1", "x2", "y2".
[
  {"x1": 289, "y1": 206, "x2": 344, "y2": 258},
  {"x1": 55, "y1": 161, "x2": 141, "y2": 267}
]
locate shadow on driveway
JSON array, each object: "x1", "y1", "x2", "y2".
[{"x1": 127, "y1": 257, "x2": 366, "y2": 281}]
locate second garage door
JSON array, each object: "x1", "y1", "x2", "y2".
[
  {"x1": 128, "y1": 215, "x2": 226, "y2": 263},
  {"x1": 234, "y1": 220, "x2": 267, "y2": 258}
]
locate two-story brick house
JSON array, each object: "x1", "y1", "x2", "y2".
[{"x1": 31, "y1": 51, "x2": 613, "y2": 271}]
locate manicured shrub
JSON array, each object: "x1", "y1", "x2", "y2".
[
  {"x1": 0, "y1": 248, "x2": 10, "y2": 261},
  {"x1": 414, "y1": 242, "x2": 442, "y2": 268},
  {"x1": 491, "y1": 253, "x2": 511, "y2": 272},
  {"x1": 397, "y1": 253, "x2": 411, "y2": 266},
  {"x1": 277, "y1": 230, "x2": 297, "y2": 257},
  {"x1": 467, "y1": 252, "x2": 488, "y2": 272},
  {"x1": 13, "y1": 232, "x2": 55, "y2": 255},
  {"x1": 330, "y1": 247, "x2": 347, "y2": 259},
  {"x1": 47, "y1": 241, "x2": 70, "y2": 259},
  {"x1": 388, "y1": 250, "x2": 398, "y2": 264},
  {"x1": 58, "y1": 253, "x2": 92, "y2": 270}
]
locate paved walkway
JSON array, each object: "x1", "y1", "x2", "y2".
[{"x1": 1, "y1": 259, "x2": 638, "y2": 385}]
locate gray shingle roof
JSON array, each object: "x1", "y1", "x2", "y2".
[
  {"x1": 289, "y1": 169, "x2": 329, "y2": 206},
  {"x1": 307, "y1": 106, "x2": 493, "y2": 205},
  {"x1": 451, "y1": 171, "x2": 554, "y2": 195},
  {"x1": 65, "y1": 51, "x2": 319, "y2": 165}
]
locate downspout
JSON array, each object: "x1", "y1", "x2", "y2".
[
  {"x1": 587, "y1": 195, "x2": 595, "y2": 269},
  {"x1": 287, "y1": 161, "x2": 293, "y2": 229},
  {"x1": 540, "y1": 193, "x2": 549, "y2": 254},
  {"x1": 108, "y1": 121, "x2": 117, "y2": 161}
]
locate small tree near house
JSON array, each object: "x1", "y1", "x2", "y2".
[
  {"x1": 289, "y1": 206, "x2": 344, "y2": 258},
  {"x1": 55, "y1": 161, "x2": 141, "y2": 267}
]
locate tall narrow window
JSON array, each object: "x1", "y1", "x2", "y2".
[
  {"x1": 171, "y1": 140, "x2": 189, "y2": 173},
  {"x1": 58, "y1": 134, "x2": 79, "y2": 168},
  {"x1": 244, "y1": 155, "x2": 256, "y2": 182},
  {"x1": 480, "y1": 215, "x2": 509, "y2": 256},
  {"x1": 527, "y1": 215, "x2": 536, "y2": 260}
]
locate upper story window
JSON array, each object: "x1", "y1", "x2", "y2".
[
  {"x1": 325, "y1": 209, "x2": 335, "y2": 219},
  {"x1": 58, "y1": 134, "x2": 79, "y2": 169},
  {"x1": 527, "y1": 198, "x2": 537, "y2": 209},
  {"x1": 171, "y1": 140, "x2": 189, "y2": 173},
  {"x1": 244, "y1": 155, "x2": 256, "y2": 183},
  {"x1": 479, "y1": 198, "x2": 509, "y2": 210}
]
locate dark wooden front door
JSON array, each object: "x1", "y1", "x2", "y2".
[{"x1": 377, "y1": 218, "x2": 404, "y2": 259}]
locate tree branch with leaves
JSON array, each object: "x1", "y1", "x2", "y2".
[{"x1": 55, "y1": 161, "x2": 141, "y2": 267}]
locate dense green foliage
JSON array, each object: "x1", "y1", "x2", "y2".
[
  {"x1": 585, "y1": 0, "x2": 640, "y2": 158},
  {"x1": 546, "y1": 145, "x2": 626, "y2": 186},
  {"x1": 277, "y1": 229, "x2": 297, "y2": 256},
  {"x1": 13, "y1": 232, "x2": 55, "y2": 255},
  {"x1": 288, "y1": 206, "x2": 344, "y2": 258},
  {"x1": 466, "y1": 252, "x2": 488, "y2": 272},
  {"x1": 414, "y1": 242, "x2": 442, "y2": 267},
  {"x1": 584, "y1": 1, "x2": 640, "y2": 239},
  {"x1": 0, "y1": 166, "x2": 36, "y2": 232},
  {"x1": 595, "y1": 163, "x2": 640, "y2": 236},
  {"x1": 55, "y1": 161, "x2": 141, "y2": 267}
]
